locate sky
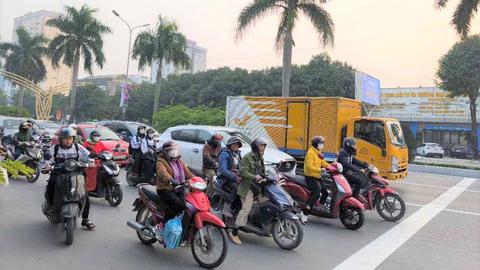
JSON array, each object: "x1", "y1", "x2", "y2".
[{"x1": 1, "y1": 0, "x2": 479, "y2": 87}]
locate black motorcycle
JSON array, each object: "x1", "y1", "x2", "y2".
[
  {"x1": 41, "y1": 159, "x2": 89, "y2": 245},
  {"x1": 125, "y1": 149, "x2": 159, "y2": 186},
  {"x1": 4, "y1": 141, "x2": 43, "y2": 183},
  {"x1": 87, "y1": 151, "x2": 123, "y2": 206},
  {"x1": 212, "y1": 172, "x2": 303, "y2": 250}
]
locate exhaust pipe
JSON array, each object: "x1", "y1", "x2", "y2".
[{"x1": 127, "y1": 220, "x2": 145, "y2": 232}]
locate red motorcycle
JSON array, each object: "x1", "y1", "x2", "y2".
[
  {"x1": 127, "y1": 177, "x2": 228, "y2": 269},
  {"x1": 279, "y1": 163, "x2": 365, "y2": 230},
  {"x1": 356, "y1": 166, "x2": 406, "y2": 222}
]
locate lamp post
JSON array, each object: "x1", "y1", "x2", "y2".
[{"x1": 112, "y1": 10, "x2": 149, "y2": 120}]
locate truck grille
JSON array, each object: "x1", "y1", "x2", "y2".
[{"x1": 277, "y1": 161, "x2": 297, "y2": 172}]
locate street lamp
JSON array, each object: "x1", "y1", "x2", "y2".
[{"x1": 112, "y1": 10, "x2": 150, "y2": 120}]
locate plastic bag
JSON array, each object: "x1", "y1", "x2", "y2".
[{"x1": 163, "y1": 213, "x2": 184, "y2": 249}]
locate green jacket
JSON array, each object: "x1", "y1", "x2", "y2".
[
  {"x1": 237, "y1": 151, "x2": 265, "y2": 198},
  {"x1": 13, "y1": 131, "x2": 34, "y2": 149}
]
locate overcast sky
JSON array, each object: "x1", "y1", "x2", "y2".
[{"x1": 1, "y1": 0, "x2": 479, "y2": 87}]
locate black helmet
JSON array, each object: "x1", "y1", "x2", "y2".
[
  {"x1": 90, "y1": 130, "x2": 101, "y2": 140},
  {"x1": 251, "y1": 137, "x2": 268, "y2": 153},
  {"x1": 227, "y1": 136, "x2": 242, "y2": 148},
  {"x1": 137, "y1": 125, "x2": 146, "y2": 133},
  {"x1": 343, "y1": 137, "x2": 357, "y2": 154},
  {"x1": 311, "y1": 136, "x2": 325, "y2": 148},
  {"x1": 59, "y1": 127, "x2": 75, "y2": 139}
]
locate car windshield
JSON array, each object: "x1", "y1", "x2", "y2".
[
  {"x1": 427, "y1": 143, "x2": 440, "y2": 148},
  {"x1": 4, "y1": 119, "x2": 23, "y2": 129},
  {"x1": 126, "y1": 123, "x2": 158, "y2": 134},
  {"x1": 215, "y1": 130, "x2": 253, "y2": 146},
  {"x1": 84, "y1": 127, "x2": 120, "y2": 141},
  {"x1": 387, "y1": 121, "x2": 406, "y2": 147},
  {"x1": 39, "y1": 121, "x2": 61, "y2": 129}
]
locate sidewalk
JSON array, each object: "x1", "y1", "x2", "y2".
[{"x1": 413, "y1": 156, "x2": 480, "y2": 170}]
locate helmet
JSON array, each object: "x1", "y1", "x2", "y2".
[
  {"x1": 69, "y1": 123, "x2": 78, "y2": 130},
  {"x1": 137, "y1": 125, "x2": 146, "y2": 133},
  {"x1": 311, "y1": 136, "x2": 325, "y2": 148},
  {"x1": 162, "y1": 141, "x2": 180, "y2": 159},
  {"x1": 251, "y1": 137, "x2": 268, "y2": 153},
  {"x1": 343, "y1": 137, "x2": 357, "y2": 154},
  {"x1": 90, "y1": 130, "x2": 101, "y2": 140},
  {"x1": 59, "y1": 127, "x2": 75, "y2": 139},
  {"x1": 227, "y1": 136, "x2": 243, "y2": 148},
  {"x1": 211, "y1": 133, "x2": 223, "y2": 141}
]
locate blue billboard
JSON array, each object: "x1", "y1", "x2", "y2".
[{"x1": 355, "y1": 71, "x2": 381, "y2": 106}]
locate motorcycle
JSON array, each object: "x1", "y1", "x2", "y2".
[
  {"x1": 127, "y1": 177, "x2": 228, "y2": 269},
  {"x1": 41, "y1": 159, "x2": 89, "y2": 245},
  {"x1": 125, "y1": 149, "x2": 159, "y2": 186},
  {"x1": 279, "y1": 163, "x2": 365, "y2": 230},
  {"x1": 212, "y1": 171, "x2": 304, "y2": 250},
  {"x1": 85, "y1": 151, "x2": 123, "y2": 206},
  {"x1": 356, "y1": 166, "x2": 406, "y2": 222},
  {"x1": 4, "y1": 141, "x2": 43, "y2": 183}
]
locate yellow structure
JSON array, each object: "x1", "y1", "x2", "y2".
[
  {"x1": 0, "y1": 70, "x2": 69, "y2": 120},
  {"x1": 226, "y1": 96, "x2": 408, "y2": 180}
]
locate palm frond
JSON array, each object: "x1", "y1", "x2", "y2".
[
  {"x1": 298, "y1": 2, "x2": 334, "y2": 46},
  {"x1": 452, "y1": 0, "x2": 479, "y2": 38},
  {"x1": 236, "y1": 0, "x2": 283, "y2": 40},
  {"x1": 435, "y1": 0, "x2": 450, "y2": 8}
]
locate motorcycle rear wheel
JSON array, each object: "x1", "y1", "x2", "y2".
[
  {"x1": 106, "y1": 182, "x2": 123, "y2": 207},
  {"x1": 191, "y1": 224, "x2": 228, "y2": 269},
  {"x1": 272, "y1": 218, "x2": 303, "y2": 250},
  {"x1": 126, "y1": 169, "x2": 137, "y2": 186},
  {"x1": 65, "y1": 218, "x2": 74, "y2": 245},
  {"x1": 135, "y1": 206, "x2": 157, "y2": 245},
  {"x1": 340, "y1": 206, "x2": 364, "y2": 230},
  {"x1": 376, "y1": 193, "x2": 406, "y2": 222}
]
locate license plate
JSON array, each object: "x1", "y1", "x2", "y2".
[{"x1": 114, "y1": 155, "x2": 127, "y2": 160}]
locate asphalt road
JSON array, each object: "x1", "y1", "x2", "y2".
[{"x1": 0, "y1": 170, "x2": 479, "y2": 270}]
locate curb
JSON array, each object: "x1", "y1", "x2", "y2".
[{"x1": 409, "y1": 164, "x2": 480, "y2": 179}]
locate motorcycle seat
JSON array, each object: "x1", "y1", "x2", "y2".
[
  {"x1": 283, "y1": 173, "x2": 308, "y2": 188},
  {"x1": 139, "y1": 185, "x2": 164, "y2": 207}
]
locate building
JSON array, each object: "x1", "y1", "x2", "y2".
[
  {"x1": 79, "y1": 75, "x2": 134, "y2": 96},
  {"x1": 13, "y1": 10, "x2": 72, "y2": 94},
  {"x1": 371, "y1": 87, "x2": 480, "y2": 151},
  {"x1": 150, "y1": 40, "x2": 207, "y2": 83}
]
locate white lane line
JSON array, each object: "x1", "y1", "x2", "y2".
[
  {"x1": 392, "y1": 181, "x2": 450, "y2": 190},
  {"x1": 405, "y1": 202, "x2": 480, "y2": 216},
  {"x1": 333, "y1": 177, "x2": 476, "y2": 270}
]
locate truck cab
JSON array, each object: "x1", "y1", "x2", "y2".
[{"x1": 346, "y1": 117, "x2": 408, "y2": 180}]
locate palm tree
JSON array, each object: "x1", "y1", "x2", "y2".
[
  {"x1": 132, "y1": 15, "x2": 191, "y2": 118},
  {"x1": 436, "y1": 0, "x2": 479, "y2": 39},
  {"x1": 237, "y1": 0, "x2": 334, "y2": 97},
  {"x1": 0, "y1": 27, "x2": 48, "y2": 114},
  {"x1": 46, "y1": 5, "x2": 111, "y2": 123}
]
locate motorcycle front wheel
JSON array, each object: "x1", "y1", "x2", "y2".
[
  {"x1": 376, "y1": 193, "x2": 406, "y2": 222},
  {"x1": 272, "y1": 218, "x2": 303, "y2": 250},
  {"x1": 106, "y1": 182, "x2": 123, "y2": 206},
  {"x1": 340, "y1": 206, "x2": 364, "y2": 230},
  {"x1": 65, "y1": 217, "x2": 75, "y2": 245},
  {"x1": 191, "y1": 224, "x2": 228, "y2": 269},
  {"x1": 125, "y1": 169, "x2": 137, "y2": 186}
]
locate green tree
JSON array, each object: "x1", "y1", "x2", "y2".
[
  {"x1": 436, "y1": 0, "x2": 479, "y2": 39},
  {"x1": 437, "y1": 34, "x2": 480, "y2": 159},
  {"x1": 236, "y1": 0, "x2": 334, "y2": 97},
  {"x1": 47, "y1": 5, "x2": 111, "y2": 123},
  {"x1": 0, "y1": 88, "x2": 8, "y2": 106},
  {"x1": 132, "y1": 15, "x2": 191, "y2": 118},
  {"x1": 0, "y1": 105, "x2": 30, "y2": 117},
  {"x1": 0, "y1": 27, "x2": 48, "y2": 113},
  {"x1": 11, "y1": 89, "x2": 35, "y2": 116},
  {"x1": 126, "y1": 83, "x2": 155, "y2": 122},
  {"x1": 152, "y1": 105, "x2": 225, "y2": 132}
]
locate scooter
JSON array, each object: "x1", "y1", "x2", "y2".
[
  {"x1": 125, "y1": 149, "x2": 159, "y2": 186},
  {"x1": 41, "y1": 159, "x2": 89, "y2": 245},
  {"x1": 212, "y1": 172, "x2": 304, "y2": 250},
  {"x1": 127, "y1": 177, "x2": 228, "y2": 269},
  {"x1": 356, "y1": 166, "x2": 406, "y2": 222},
  {"x1": 85, "y1": 151, "x2": 123, "y2": 206},
  {"x1": 5, "y1": 141, "x2": 43, "y2": 183},
  {"x1": 280, "y1": 163, "x2": 365, "y2": 230}
]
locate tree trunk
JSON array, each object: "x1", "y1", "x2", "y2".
[
  {"x1": 469, "y1": 95, "x2": 478, "y2": 160},
  {"x1": 152, "y1": 61, "x2": 162, "y2": 119},
  {"x1": 69, "y1": 50, "x2": 80, "y2": 124},
  {"x1": 17, "y1": 87, "x2": 24, "y2": 116},
  {"x1": 282, "y1": 29, "x2": 293, "y2": 97}
]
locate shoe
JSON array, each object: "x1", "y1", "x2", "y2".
[
  {"x1": 299, "y1": 212, "x2": 308, "y2": 225},
  {"x1": 318, "y1": 204, "x2": 329, "y2": 212},
  {"x1": 305, "y1": 205, "x2": 312, "y2": 211},
  {"x1": 228, "y1": 231, "x2": 242, "y2": 245},
  {"x1": 153, "y1": 224, "x2": 163, "y2": 240},
  {"x1": 81, "y1": 219, "x2": 96, "y2": 230}
]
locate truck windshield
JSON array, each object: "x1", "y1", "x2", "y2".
[{"x1": 388, "y1": 122, "x2": 406, "y2": 147}]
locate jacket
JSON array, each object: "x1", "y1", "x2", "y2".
[
  {"x1": 202, "y1": 142, "x2": 221, "y2": 170},
  {"x1": 237, "y1": 151, "x2": 265, "y2": 198},
  {"x1": 84, "y1": 140, "x2": 109, "y2": 154},
  {"x1": 217, "y1": 148, "x2": 241, "y2": 186},
  {"x1": 304, "y1": 147, "x2": 330, "y2": 179},
  {"x1": 13, "y1": 131, "x2": 34, "y2": 151},
  {"x1": 156, "y1": 155, "x2": 194, "y2": 191},
  {"x1": 337, "y1": 148, "x2": 368, "y2": 174}
]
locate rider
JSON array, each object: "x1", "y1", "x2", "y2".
[
  {"x1": 44, "y1": 127, "x2": 95, "y2": 229},
  {"x1": 203, "y1": 133, "x2": 223, "y2": 194},
  {"x1": 141, "y1": 128, "x2": 161, "y2": 181},
  {"x1": 69, "y1": 123, "x2": 83, "y2": 144},
  {"x1": 337, "y1": 137, "x2": 369, "y2": 198},
  {"x1": 83, "y1": 130, "x2": 109, "y2": 190},
  {"x1": 12, "y1": 121, "x2": 35, "y2": 158},
  {"x1": 216, "y1": 136, "x2": 243, "y2": 217},
  {"x1": 229, "y1": 137, "x2": 267, "y2": 245},
  {"x1": 304, "y1": 136, "x2": 330, "y2": 211},
  {"x1": 129, "y1": 125, "x2": 146, "y2": 177}
]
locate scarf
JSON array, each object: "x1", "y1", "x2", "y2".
[{"x1": 169, "y1": 159, "x2": 186, "y2": 184}]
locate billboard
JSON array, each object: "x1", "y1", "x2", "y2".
[
  {"x1": 371, "y1": 87, "x2": 479, "y2": 123},
  {"x1": 355, "y1": 71, "x2": 381, "y2": 106}
]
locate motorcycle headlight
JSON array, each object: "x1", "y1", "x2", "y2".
[
  {"x1": 391, "y1": 156, "x2": 399, "y2": 173},
  {"x1": 101, "y1": 152, "x2": 113, "y2": 160},
  {"x1": 65, "y1": 160, "x2": 77, "y2": 172}
]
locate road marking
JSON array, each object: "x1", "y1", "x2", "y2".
[
  {"x1": 392, "y1": 181, "x2": 480, "y2": 193},
  {"x1": 333, "y1": 177, "x2": 476, "y2": 270},
  {"x1": 405, "y1": 202, "x2": 480, "y2": 216}
]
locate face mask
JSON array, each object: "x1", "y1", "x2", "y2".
[
  {"x1": 148, "y1": 133, "x2": 154, "y2": 139},
  {"x1": 92, "y1": 136, "x2": 100, "y2": 142},
  {"x1": 317, "y1": 143, "x2": 324, "y2": 150},
  {"x1": 139, "y1": 129, "x2": 145, "y2": 135},
  {"x1": 168, "y1": 149, "x2": 180, "y2": 159}
]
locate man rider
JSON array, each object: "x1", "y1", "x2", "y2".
[
  {"x1": 337, "y1": 137, "x2": 369, "y2": 198},
  {"x1": 229, "y1": 137, "x2": 267, "y2": 245},
  {"x1": 304, "y1": 136, "x2": 330, "y2": 214},
  {"x1": 44, "y1": 127, "x2": 95, "y2": 229},
  {"x1": 203, "y1": 133, "x2": 223, "y2": 195},
  {"x1": 129, "y1": 125, "x2": 146, "y2": 177},
  {"x1": 141, "y1": 128, "x2": 161, "y2": 181},
  {"x1": 12, "y1": 122, "x2": 35, "y2": 158},
  {"x1": 216, "y1": 136, "x2": 242, "y2": 218}
]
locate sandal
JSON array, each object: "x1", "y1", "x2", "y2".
[{"x1": 81, "y1": 219, "x2": 96, "y2": 230}]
